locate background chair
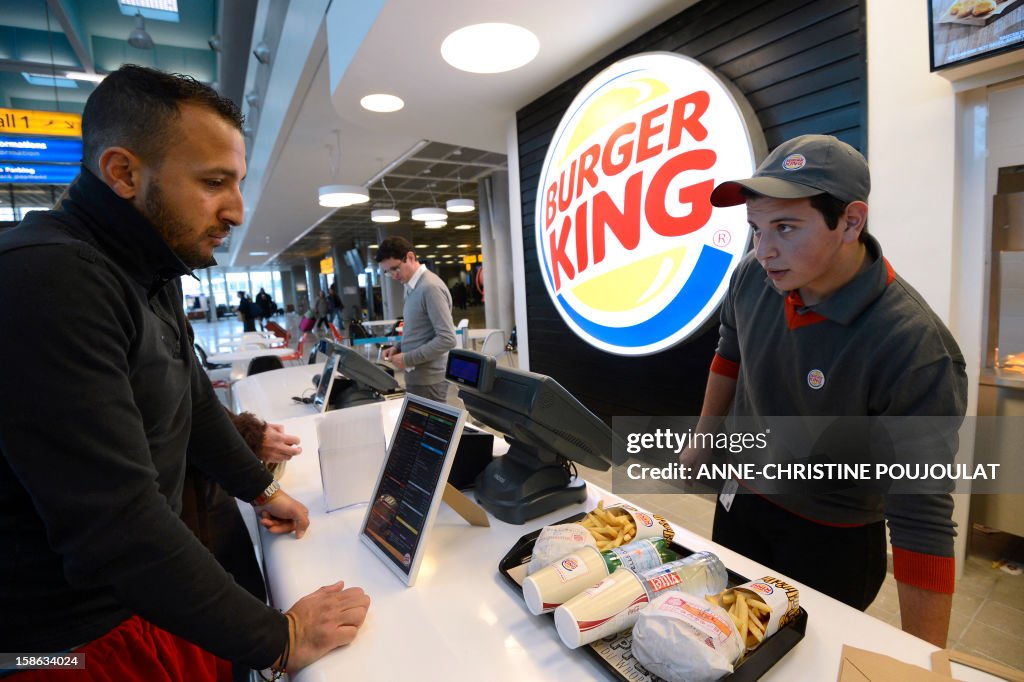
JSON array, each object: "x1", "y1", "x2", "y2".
[
  {"x1": 327, "y1": 322, "x2": 345, "y2": 343},
  {"x1": 279, "y1": 333, "x2": 309, "y2": 366},
  {"x1": 194, "y1": 343, "x2": 230, "y2": 370},
  {"x1": 265, "y1": 320, "x2": 291, "y2": 347},
  {"x1": 246, "y1": 355, "x2": 285, "y2": 376},
  {"x1": 479, "y1": 330, "x2": 508, "y2": 365}
]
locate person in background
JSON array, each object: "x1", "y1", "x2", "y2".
[
  {"x1": 237, "y1": 290, "x2": 257, "y2": 332},
  {"x1": 328, "y1": 282, "x2": 344, "y2": 331},
  {"x1": 681, "y1": 134, "x2": 966, "y2": 647},
  {"x1": 313, "y1": 290, "x2": 330, "y2": 333},
  {"x1": 255, "y1": 287, "x2": 274, "y2": 330},
  {"x1": 374, "y1": 236, "x2": 457, "y2": 402},
  {"x1": 0, "y1": 64, "x2": 368, "y2": 680}
]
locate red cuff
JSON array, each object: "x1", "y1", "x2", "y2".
[
  {"x1": 710, "y1": 353, "x2": 739, "y2": 379},
  {"x1": 892, "y1": 547, "x2": 955, "y2": 593}
]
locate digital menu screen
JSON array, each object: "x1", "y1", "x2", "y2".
[{"x1": 362, "y1": 400, "x2": 461, "y2": 574}]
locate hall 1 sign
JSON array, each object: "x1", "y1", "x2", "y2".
[
  {"x1": 0, "y1": 107, "x2": 82, "y2": 138},
  {"x1": 534, "y1": 52, "x2": 764, "y2": 356}
]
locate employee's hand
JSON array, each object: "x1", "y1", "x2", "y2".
[
  {"x1": 388, "y1": 352, "x2": 407, "y2": 370},
  {"x1": 257, "y1": 489, "x2": 310, "y2": 538},
  {"x1": 678, "y1": 445, "x2": 714, "y2": 490},
  {"x1": 285, "y1": 581, "x2": 371, "y2": 672},
  {"x1": 260, "y1": 423, "x2": 302, "y2": 463},
  {"x1": 381, "y1": 345, "x2": 397, "y2": 361}
]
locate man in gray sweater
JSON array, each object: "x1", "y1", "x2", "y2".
[{"x1": 375, "y1": 237, "x2": 457, "y2": 402}]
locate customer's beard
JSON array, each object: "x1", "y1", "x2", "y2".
[{"x1": 143, "y1": 178, "x2": 216, "y2": 270}]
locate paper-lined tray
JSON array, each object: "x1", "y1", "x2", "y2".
[
  {"x1": 938, "y1": 0, "x2": 1024, "y2": 26},
  {"x1": 498, "y1": 513, "x2": 808, "y2": 681}
]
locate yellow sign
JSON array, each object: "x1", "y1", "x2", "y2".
[
  {"x1": 462, "y1": 254, "x2": 481, "y2": 264},
  {"x1": 0, "y1": 108, "x2": 82, "y2": 138},
  {"x1": 320, "y1": 256, "x2": 334, "y2": 275}
]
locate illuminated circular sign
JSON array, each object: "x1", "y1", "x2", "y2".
[{"x1": 534, "y1": 52, "x2": 761, "y2": 356}]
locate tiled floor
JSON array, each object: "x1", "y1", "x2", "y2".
[{"x1": 194, "y1": 310, "x2": 1023, "y2": 671}]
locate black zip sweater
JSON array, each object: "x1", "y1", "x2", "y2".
[{"x1": 0, "y1": 168, "x2": 287, "y2": 668}]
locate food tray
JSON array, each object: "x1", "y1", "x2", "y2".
[{"x1": 498, "y1": 513, "x2": 808, "y2": 682}]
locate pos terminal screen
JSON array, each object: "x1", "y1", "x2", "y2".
[{"x1": 361, "y1": 396, "x2": 463, "y2": 581}]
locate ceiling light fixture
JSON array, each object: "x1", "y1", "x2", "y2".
[
  {"x1": 360, "y1": 94, "x2": 404, "y2": 113},
  {"x1": 249, "y1": 251, "x2": 269, "y2": 256},
  {"x1": 65, "y1": 71, "x2": 106, "y2": 83},
  {"x1": 412, "y1": 182, "x2": 447, "y2": 221},
  {"x1": 371, "y1": 173, "x2": 400, "y2": 222},
  {"x1": 127, "y1": 12, "x2": 155, "y2": 49},
  {"x1": 371, "y1": 208, "x2": 400, "y2": 222},
  {"x1": 454, "y1": 223, "x2": 475, "y2": 230},
  {"x1": 253, "y1": 41, "x2": 271, "y2": 64},
  {"x1": 446, "y1": 167, "x2": 475, "y2": 213},
  {"x1": 318, "y1": 129, "x2": 369, "y2": 208},
  {"x1": 424, "y1": 220, "x2": 447, "y2": 229},
  {"x1": 441, "y1": 23, "x2": 539, "y2": 74}
]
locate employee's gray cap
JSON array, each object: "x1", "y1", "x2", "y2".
[{"x1": 710, "y1": 134, "x2": 870, "y2": 207}]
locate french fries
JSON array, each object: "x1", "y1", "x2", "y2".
[
  {"x1": 579, "y1": 501, "x2": 637, "y2": 551},
  {"x1": 706, "y1": 589, "x2": 772, "y2": 650}
]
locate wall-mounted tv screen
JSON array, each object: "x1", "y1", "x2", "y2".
[{"x1": 929, "y1": 0, "x2": 1024, "y2": 70}]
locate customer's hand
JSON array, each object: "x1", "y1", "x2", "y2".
[
  {"x1": 260, "y1": 423, "x2": 302, "y2": 463},
  {"x1": 256, "y1": 489, "x2": 310, "y2": 538},
  {"x1": 285, "y1": 581, "x2": 371, "y2": 672},
  {"x1": 388, "y1": 352, "x2": 407, "y2": 370}
]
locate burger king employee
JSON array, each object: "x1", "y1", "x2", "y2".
[{"x1": 682, "y1": 134, "x2": 967, "y2": 647}]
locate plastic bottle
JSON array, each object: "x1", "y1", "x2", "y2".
[
  {"x1": 522, "y1": 538, "x2": 677, "y2": 615},
  {"x1": 553, "y1": 551, "x2": 728, "y2": 649}
]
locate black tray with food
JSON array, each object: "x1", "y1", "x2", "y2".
[{"x1": 498, "y1": 512, "x2": 808, "y2": 681}]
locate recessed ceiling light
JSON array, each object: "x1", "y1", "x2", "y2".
[
  {"x1": 441, "y1": 23, "x2": 540, "y2": 74},
  {"x1": 457, "y1": 244, "x2": 471, "y2": 248},
  {"x1": 360, "y1": 93, "x2": 405, "y2": 113},
  {"x1": 65, "y1": 71, "x2": 106, "y2": 83},
  {"x1": 248, "y1": 251, "x2": 269, "y2": 256},
  {"x1": 454, "y1": 224, "x2": 475, "y2": 230},
  {"x1": 368, "y1": 244, "x2": 378, "y2": 249},
  {"x1": 415, "y1": 244, "x2": 429, "y2": 249},
  {"x1": 437, "y1": 244, "x2": 449, "y2": 248}
]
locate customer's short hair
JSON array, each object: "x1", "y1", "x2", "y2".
[
  {"x1": 375, "y1": 236, "x2": 414, "y2": 262},
  {"x1": 81, "y1": 64, "x2": 244, "y2": 173}
]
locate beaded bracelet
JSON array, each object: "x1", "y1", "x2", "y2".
[{"x1": 259, "y1": 615, "x2": 291, "y2": 681}]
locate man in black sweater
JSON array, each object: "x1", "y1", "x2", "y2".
[{"x1": 0, "y1": 65, "x2": 369, "y2": 679}]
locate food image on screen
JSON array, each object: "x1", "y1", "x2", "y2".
[{"x1": 363, "y1": 402, "x2": 460, "y2": 573}]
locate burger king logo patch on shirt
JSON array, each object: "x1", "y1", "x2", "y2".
[{"x1": 534, "y1": 52, "x2": 762, "y2": 356}]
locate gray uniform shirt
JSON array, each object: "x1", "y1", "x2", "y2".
[{"x1": 399, "y1": 264, "x2": 457, "y2": 387}]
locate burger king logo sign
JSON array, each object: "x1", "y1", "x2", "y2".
[{"x1": 535, "y1": 53, "x2": 761, "y2": 355}]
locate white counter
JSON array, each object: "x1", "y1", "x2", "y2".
[{"x1": 251, "y1": 405, "x2": 939, "y2": 682}]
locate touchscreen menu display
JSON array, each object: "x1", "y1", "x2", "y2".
[{"x1": 362, "y1": 400, "x2": 461, "y2": 573}]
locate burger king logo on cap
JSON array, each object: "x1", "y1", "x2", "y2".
[
  {"x1": 535, "y1": 52, "x2": 762, "y2": 356},
  {"x1": 782, "y1": 153, "x2": 806, "y2": 171},
  {"x1": 807, "y1": 369, "x2": 825, "y2": 390}
]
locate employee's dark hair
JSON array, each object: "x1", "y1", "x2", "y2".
[
  {"x1": 81, "y1": 64, "x2": 244, "y2": 174},
  {"x1": 741, "y1": 188, "x2": 869, "y2": 243},
  {"x1": 375, "y1": 236, "x2": 414, "y2": 263}
]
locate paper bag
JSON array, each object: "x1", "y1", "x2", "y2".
[{"x1": 316, "y1": 402, "x2": 386, "y2": 512}]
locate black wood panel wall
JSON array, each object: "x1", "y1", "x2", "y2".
[{"x1": 517, "y1": 0, "x2": 866, "y2": 422}]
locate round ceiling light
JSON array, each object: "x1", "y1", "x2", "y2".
[
  {"x1": 424, "y1": 220, "x2": 447, "y2": 229},
  {"x1": 371, "y1": 208, "x2": 401, "y2": 223},
  {"x1": 446, "y1": 198, "x2": 475, "y2": 212},
  {"x1": 412, "y1": 207, "x2": 447, "y2": 221},
  {"x1": 441, "y1": 23, "x2": 540, "y2": 74},
  {"x1": 454, "y1": 223, "x2": 475, "y2": 230},
  {"x1": 360, "y1": 94, "x2": 405, "y2": 113},
  {"x1": 318, "y1": 184, "x2": 369, "y2": 207}
]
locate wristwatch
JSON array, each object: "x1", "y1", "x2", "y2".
[{"x1": 251, "y1": 479, "x2": 281, "y2": 506}]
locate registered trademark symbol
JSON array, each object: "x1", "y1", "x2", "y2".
[{"x1": 713, "y1": 230, "x2": 731, "y2": 246}]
